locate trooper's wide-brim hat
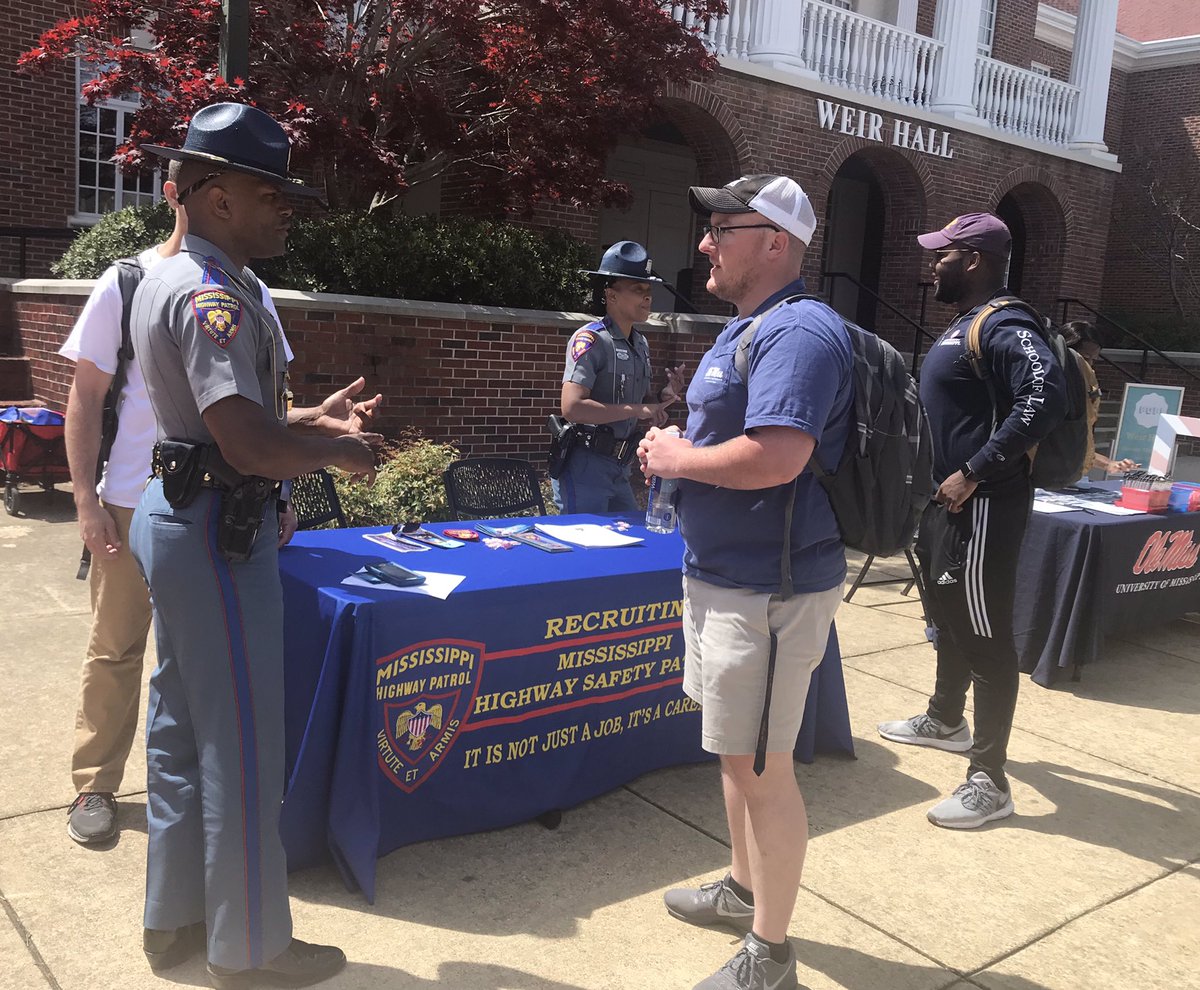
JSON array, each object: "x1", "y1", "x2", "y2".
[
  {"x1": 580, "y1": 240, "x2": 663, "y2": 283},
  {"x1": 141, "y1": 102, "x2": 323, "y2": 198}
]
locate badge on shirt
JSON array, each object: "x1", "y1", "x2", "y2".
[
  {"x1": 201, "y1": 257, "x2": 231, "y2": 286},
  {"x1": 191, "y1": 289, "x2": 242, "y2": 349},
  {"x1": 570, "y1": 330, "x2": 596, "y2": 361},
  {"x1": 615, "y1": 349, "x2": 629, "y2": 360}
]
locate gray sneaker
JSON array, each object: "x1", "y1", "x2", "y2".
[
  {"x1": 927, "y1": 771, "x2": 1014, "y2": 829},
  {"x1": 664, "y1": 874, "x2": 754, "y2": 934},
  {"x1": 694, "y1": 933, "x2": 797, "y2": 990},
  {"x1": 67, "y1": 792, "x2": 117, "y2": 844},
  {"x1": 878, "y1": 714, "x2": 972, "y2": 752}
]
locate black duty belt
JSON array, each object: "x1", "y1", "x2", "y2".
[{"x1": 574, "y1": 426, "x2": 638, "y2": 464}]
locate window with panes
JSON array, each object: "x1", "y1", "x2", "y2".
[
  {"x1": 76, "y1": 66, "x2": 159, "y2": 218},
  {"x1": 977, "y1": 0, "x2": 998, "y2": 57}
]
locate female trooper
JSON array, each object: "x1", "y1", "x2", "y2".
[{"x1": 553, "y1": 240, "x2": 684, "y2": 513}]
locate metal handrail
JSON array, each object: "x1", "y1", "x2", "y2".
[
  {"x1": 0, "y1": 226, "x2": 79, "y2": 278},
  {"x1": 822, "y1": 271, "x2": 938, "y2": 375},
  {"x1": 1058, "y1": 297, "x2": 1200, "y2": 384}
]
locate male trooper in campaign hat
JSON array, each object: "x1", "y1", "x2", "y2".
[
  {"x1": 128, "y1": 102, "x2": 379, "y2": 987},
  {"x1": 554, "y1": 240, "x2": 684, "y2": 513},
  {"x1": 640, "y1": 174, "x2": 855, "y2": 990}
]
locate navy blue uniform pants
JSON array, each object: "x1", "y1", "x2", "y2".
[
  {"x1": 131, "y1": 479, "x2": 291, "y2": 971},
  {"x1": 552, "y1": 448, "x2": 639, "y2": 514}
]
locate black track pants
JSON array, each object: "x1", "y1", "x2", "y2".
[{"x1": 915, "y1": 485, "x2": 1032, "y2": 791}]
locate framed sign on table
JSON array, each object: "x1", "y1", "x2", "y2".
[{"x1": 1112, "y1": 384, "x2": 1186, "y2": 469}]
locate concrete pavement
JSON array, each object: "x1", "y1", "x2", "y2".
[{"x1": 1, "y1": 485, "x2": 1197, "y2": 990}]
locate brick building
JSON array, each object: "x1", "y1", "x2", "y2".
[{"x1": 3, "y1": 0, "x2": 1200, "y2": 452}]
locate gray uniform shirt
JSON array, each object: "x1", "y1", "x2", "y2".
[
  {"x1": 132, "y1": 234, "x2": 288, "y2": 444},
  {"x1": 562, "y1": 318, "x2": 652, "y2": 441}
]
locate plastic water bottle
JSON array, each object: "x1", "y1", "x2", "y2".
[{"x1": 645, "y1": 427, "x2": 681, "y2": 534}]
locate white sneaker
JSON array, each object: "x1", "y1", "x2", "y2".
[
  {"x1": 927, "y1": 772, "x2": 1014, "y2": 829},
  {"x1": 878, "y1": 713, "x2": 972, "y2": 752}
]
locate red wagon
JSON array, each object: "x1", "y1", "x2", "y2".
[{"x1": 1, "y1": 406, "x2": 69, "y2": 515}]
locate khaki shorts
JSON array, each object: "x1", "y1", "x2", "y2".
[{"x1": 682, "y1": 575, "x2": 842, "y2": 756}]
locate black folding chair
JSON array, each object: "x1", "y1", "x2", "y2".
[
  {"x1": 290, "y1": 469, "x2": 348, "y2": 530},
  {"x1": 443, "y1": 457, "x2": 546, "y2": 520},
  {"x1": 843, "y1": 546, "x2": 924, "y2": 604}
]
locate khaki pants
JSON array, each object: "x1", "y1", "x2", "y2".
[{"x1": 71, "y1": 502, "x2": 152, "y2": 793}]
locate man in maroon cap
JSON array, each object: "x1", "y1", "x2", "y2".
[{"x1": 878, "y1": 212, "x2": 1067, "y2": 828}]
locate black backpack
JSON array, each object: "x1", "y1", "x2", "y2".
[
  {"x1": 97, "y1": 256, "x2": 147, "y2": 480},
  {"x1": 963, "y1": 297, "x2": 1088, "y2": 490},
  {"x1": 76, "y1": 255, "x2": 146, "y2": 581},
  {"x1": 733, "y1": 295, "x2": 935, "y2": 575}
]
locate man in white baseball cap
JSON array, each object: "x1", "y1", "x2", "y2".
[{"x1": 640, "y1": 174, "x2": 853, "y2": 990}]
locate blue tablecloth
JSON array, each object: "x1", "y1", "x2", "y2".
[
  {"x1": 1015, "y1": 484, "x2": 1200, "y2": 685},
  {"x1": 277, "y1": 513, "x2": 854, "y2": 900}
]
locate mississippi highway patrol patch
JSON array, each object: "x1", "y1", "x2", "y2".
[
  {"x1": 570, "y1": 330, "x2": 596, "y2": 361},
  {"x1": 191, "y1": 289, "x2": 242, "y2": 349}
]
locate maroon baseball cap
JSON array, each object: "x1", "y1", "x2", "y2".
[{"x1": 917, "y1": 213, "x2": 1012, "y2": 256}]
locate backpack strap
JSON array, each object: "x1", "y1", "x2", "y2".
[
  {"x1": 96, "y1": 256, "x2": 147, "y2": 483},
  {"x1": 964, "y1": 296, "x2": 1046, "y2": 381},
  {"x1": 732, "y1": 293, "x2": 818, "y2": 383}
]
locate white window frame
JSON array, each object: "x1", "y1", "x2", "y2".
[
  {"x1": 1030, "y1": 62, "x2": 1052, "y2": 76},
  {"x1": 977, "y1": 0, "x2": 998, "y2": 57},
  {"x1": 73, "y1": 63, "x2": 161, "y2": 225}
]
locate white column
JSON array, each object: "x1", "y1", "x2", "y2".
[
  {"x1": 746, "y1": 0, "x2": 810, "y2": 73},
  {"x1": 1068, "y1": 0, "x2": 1119, "y2": 152},
  {"x1": 930, "y1": 0, "x2": 984, "y2": 120},
  {"x1": 896, "y1": 0, "x2": 919, "y2": 34}
]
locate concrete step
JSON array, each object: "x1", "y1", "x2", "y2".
[{"x1": 0, "y1": 356, "x2": 31, "y2": 402}]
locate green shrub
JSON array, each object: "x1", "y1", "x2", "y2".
[
  {"x1": 52, "y1": 203, "x2": 176, "y2": 278},
  {"x1": 330, "y1": 436, "x2": 459, "y2": 527},
  {"x1": 53, "y1": 205, "x2": 592, "y2": 311}
]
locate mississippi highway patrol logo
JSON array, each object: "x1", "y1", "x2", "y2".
[
  {"x1": 376, "y1": 638, "x2": 483, "y2": 793},
  {"x1": 570, "y1": 330, "x2": 596, "y2": 361},
  {"x1": 191, "y1": 289, "x2": 242, "y2": 349}
]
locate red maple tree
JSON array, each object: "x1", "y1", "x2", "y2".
[{"x1": 19, "y1": 0, "x2": 724, "y2": 210}]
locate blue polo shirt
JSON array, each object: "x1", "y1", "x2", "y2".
[{"x1": 677, "y1": 281, "x2": 854, "y2": 594}]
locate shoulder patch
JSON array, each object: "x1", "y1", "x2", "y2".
[
  {"x1": 191, "y1": 289, "x2": 243, "y2": 349},
  {"x1": 570, "y1": 329, "x2": 597, "y2": 361},
  {"x1": 201, "y1": 257, "x2": 230, "y2": 286}
]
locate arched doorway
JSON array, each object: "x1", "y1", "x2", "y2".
[
  {"x1": 824, "y1": 155, "x2": 885, "y2": 328},
  {"x1": 599, "y1": 94, "x2": 746, "y2": 314},
  {"x1": 994, "y1": 182, "x2": 1066, "y2": 315},
  {"x1": 820, "y1": 148, "x2": 927, "y2": 341},
  {"x1": 598, "y1": 121, "x2": 700, "y2": 313}
]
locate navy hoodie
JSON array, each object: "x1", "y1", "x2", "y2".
[{"x1": 920, "y1": 298, "x2": 1067, "y2": 492}]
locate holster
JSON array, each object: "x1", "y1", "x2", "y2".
[
  {"x1": 217, "y1": 477, "x2": 276, "y2": 563},
  {"x1": 546, "y1": 414, "x2": 577, "y2": 480}
]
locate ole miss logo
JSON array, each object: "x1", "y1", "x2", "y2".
[
  {"x1": 375, "y1": 639, "x2": 483, "y2": 793},
  {"x1": 1132, "y1": 530, "x2": 1200, "y2": 575}
]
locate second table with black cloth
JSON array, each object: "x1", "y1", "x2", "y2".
[
  {"x1": 277, "y1": 513, "x2": 855, "y2": 901},
  {"x1": 1015, "y1": 483, "x2": 1200, "y2": 686}
]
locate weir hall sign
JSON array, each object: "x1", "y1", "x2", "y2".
[{"x1": 816, "y1": 99, "x2": 955, "y2": 159}]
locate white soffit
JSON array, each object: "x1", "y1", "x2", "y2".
[{"x1": 1037, "y1": 3, "x2": 1200, "y2": 72}]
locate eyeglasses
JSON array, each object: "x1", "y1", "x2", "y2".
[
  {"x1": 701, "y1": 223, "x2": 780, "y2": 244},
  {"x1": 177, "y1": 170, "x2": 225, "y2": 204}
]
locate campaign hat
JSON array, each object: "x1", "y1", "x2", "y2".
[
  {"x1": 141, "y1": 102, "x2": 321, "y2": 197},
  {"x1": 580, "y1": 241, "x2": 664, "y2": 283},
  {"x1": 688, "y1": 174, "x2": 817, "y2": 245},
  {"x1": 917, "y1": 213, "x2": 1012, "y2": 255}
]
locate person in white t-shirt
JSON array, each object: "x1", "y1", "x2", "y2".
[{"x1": 62, "y1": 164, "x2": 382, "y2": 845}]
